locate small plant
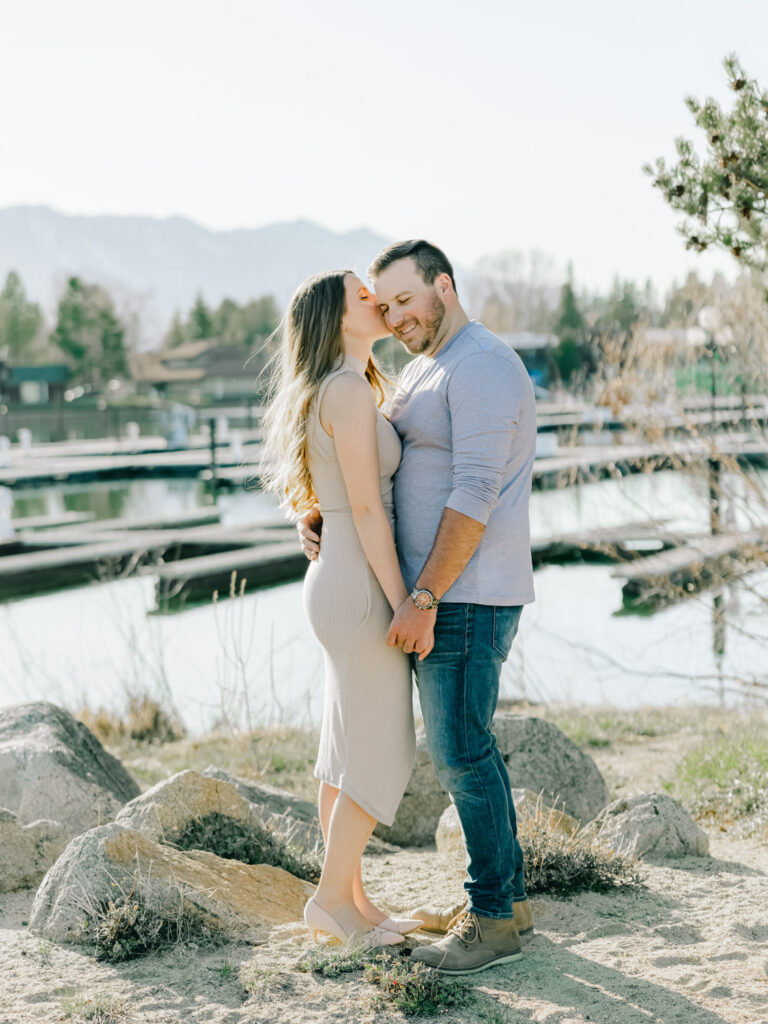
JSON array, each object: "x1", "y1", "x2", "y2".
[
  {"x1": 240, "y1": 960, "x2": 294, "y2": 995},
  {"x1": 216, "y1": 958, "x2": 234, "y2": 980},
  {"x1": 365, "y1": 952, "x2": 473, "y2": 1017},
  {"x1": 298, "y1": 939, "x2": 381, "y2": 978},
  {"x1": 78, "y1": 695, "x2": 185, "y2": 745},
  {"x1": 671, "y1": 727, "x2": 768, "y2": 826},
  {"x1": 519, "y1": 802, "x2": 641, "y2": 895},
  {"x1": 82, "y1": 876, "x2": 222, "y2": 963},
  {"x1": 173, "y1": 811, "x2": 322, "y2": 883},
  {"x1": 59, "y1": 989, "x2": 125, "y2": 1022}
]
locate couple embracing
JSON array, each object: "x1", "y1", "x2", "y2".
[{"x1": 262, "y1": 240, "x2": 536, "y2": 976}]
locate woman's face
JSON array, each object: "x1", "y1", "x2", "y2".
[{"x1": 341, "y1": 274, "x2": 386, "y2": 345}]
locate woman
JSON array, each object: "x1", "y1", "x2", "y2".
[{"x1": 262, "y1": 270, "x2": 426, "y2": 948}]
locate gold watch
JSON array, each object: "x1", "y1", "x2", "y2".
[{"x1": 410, "y1": 587, "x2": 440, "y2": 610}]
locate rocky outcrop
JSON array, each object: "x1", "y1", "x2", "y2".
[
  {"x1": 28, "y1": 822, "x2": 314, "y2": 944},
  {"x1": 0, "y1": 808, "x2": 70, "y2": 892},
  {"x1": 581, "y1": 792, "x2": 710, "y2": 861},
  {"x1": 0, "y1": 702, "x2": 140, "y2": 834}
]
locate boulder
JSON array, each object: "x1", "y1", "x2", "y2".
[
  {"x1": 580, "y1": 792, "x2": 710, "y2": 861},
  {"x1": 115, "y1": 768, "x2": 326, "y2": 857},
  {"x1": 376, "y1": 714, "x2": 607, "y2": 846},
  {"x1": 435, "y1": 790, "x2": 580, "y2": 861},
  {"x1": 0, "y1": 702, "x2": 140, "y2": 833},
  {"x1": 0, "y1": 807, "x2": 70, "y2": 892},
  {"x1": 29, "y1": 822, "x2": 314, "y2": 944},
  {"x1": 201, "y1": 766, "x2": 324, "y2": 854}
]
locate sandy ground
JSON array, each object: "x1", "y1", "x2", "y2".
[{"x1": 1, "y1": 731, "x2": 767, "y2": 1024}]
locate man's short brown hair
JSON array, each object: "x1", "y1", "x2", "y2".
[{"x1": 368, "y1": 239, "x2": 457, "y2": 293}]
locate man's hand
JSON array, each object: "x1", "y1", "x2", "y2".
[
  {"x1": 297, "y1": 504, "x2": 323, "y2": 560},
  {"x1": 386, "y1": 597, "x2": 436, "y2": 661}
]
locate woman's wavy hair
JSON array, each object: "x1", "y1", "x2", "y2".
[{"x1": 261, "y1": 270, "x2": 390, "y2": 518}]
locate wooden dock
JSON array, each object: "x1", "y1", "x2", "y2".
[{"x1": 613, "y1": 529, "x2": 768, "y2": 608}]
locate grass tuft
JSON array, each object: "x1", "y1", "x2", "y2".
[
  {"x1": 670, "y1": 726, "x2": 768, "y2": 826},
  {"x1": 172, "y1": 810, "x2": 322, "y2": 883},
  {"x1": 80, "y1": 876, "x2": 222, "y2": 963},
  {"x1": 78, "y1": 695, "x2": 185, "y2": 745},
  {"x1": 365, "y1": 952, "x2": 473, "y2": 1017},
  {"x1": 59, "y1": 989, "x2": 126, "y2": 1022},
  {"x1": 519, "y1": 799, "x2": 642, "y2": 895}
]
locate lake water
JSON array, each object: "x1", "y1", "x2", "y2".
[{"x1": 2, "y1": 469, "x2": 767, "y2": 733}]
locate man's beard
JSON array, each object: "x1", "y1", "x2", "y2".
[{"x1": 402, "y1": 292, "x2": 446, "y2": 353}]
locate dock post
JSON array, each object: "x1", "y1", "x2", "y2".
[{"x1": 208, "y1": 416, "x2": 218, "y2": 487}]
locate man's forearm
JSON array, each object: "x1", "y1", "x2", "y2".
[{"x1": 415, "y1": 507, "x2": 485, "y2": 598}]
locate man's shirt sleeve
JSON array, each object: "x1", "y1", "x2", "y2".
[{"x1": 445, "y1": 352, "x2": 523, "y2": 525}]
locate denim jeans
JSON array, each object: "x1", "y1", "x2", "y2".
[{"x1": 413, "y1": 602, "x2": 526, "y2": 919}]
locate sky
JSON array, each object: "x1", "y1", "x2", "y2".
[{"x1": 2, "y1": 0, "x2": 766, "y2": 295}]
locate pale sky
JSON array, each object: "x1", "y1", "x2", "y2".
[{"x1": 2, "y1": 0, "x2": 765, "y2": 294}]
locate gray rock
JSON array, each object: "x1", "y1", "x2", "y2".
[
  {"x1": 28, "y1": 821, "x2": 314, "y2": 945},
  {"x1": 0, "y1": 807, "x2": 70, "y2": 892},
  {"x1": 492, "y1": 715, "x2": 608, "y2": 824},
  {"x1": 375, "y1": 733, "x2": 444, "y2": 846},
  {"x1": 581, "y1": 791, "x2": 710, "y2": 861},
  {"x1": 0, "y1": 702, "x2": 140, "y2": 834},
  {"x1": 435, "y1": 790, "x2": 580, "y2": 862},
  {"x1": 376, "y1": 713, "x2": 607, "y2": 846}
]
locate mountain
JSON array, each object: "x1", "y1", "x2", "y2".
[{"x1": 0, "y1": 206, "x2": 393, "y2": 343}]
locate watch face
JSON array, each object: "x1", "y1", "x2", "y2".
[{"x1": 415, "y1": 590, "x2": 432, "y2": 609}]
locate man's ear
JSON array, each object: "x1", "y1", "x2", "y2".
[{"x1": 435, "y1": 272, "x2": 454, "y2": 299}]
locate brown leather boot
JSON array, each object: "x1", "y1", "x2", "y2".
[
  {"x1": 410, "y1": 898, "x2": 534, "y2": 943},
  {"x1": 410, "y1": 910, "x2": 522, "y2": 975}
]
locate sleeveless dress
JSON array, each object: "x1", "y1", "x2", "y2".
[{"x1": 303, "y1": 357, "x2": 415, "y2": 826}]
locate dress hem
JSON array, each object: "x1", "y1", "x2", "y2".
[{"x1": 313, "y1": 768, "x2": 401, "y2": 828}]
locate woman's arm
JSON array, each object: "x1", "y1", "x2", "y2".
[{"x1": 322, "y1": 373, "x2": 431, "y2": 657}]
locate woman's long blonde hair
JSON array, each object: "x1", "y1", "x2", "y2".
[{"x1": 261, "y1": 270, "x2": 390, "y2": 518}]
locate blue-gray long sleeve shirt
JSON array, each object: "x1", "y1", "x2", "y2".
[{"x1": 389, "y1": 321, "x2": 536, "y2": 606}]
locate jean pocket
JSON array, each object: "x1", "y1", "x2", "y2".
[{"x1": 492, "y1": 606, "x2": 522, "y2": 660}]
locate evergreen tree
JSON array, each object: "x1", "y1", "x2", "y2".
[
  {"x1": 165, "y1": 311, "x2": 189, "y2": 348},
  {"x1": 552, "y1": 277, "x2": 589, "y2": 384},
  {"x1": 646, "y1": 54, "x2": 768, "y2": 276},
  {"x1": 50, "y1": 277, "x2": 127, "y2": 382},
  {"x1": 0, "y1": 271, "x2": 44, "y2": 362},
  {"x1": 189, "y1": 293, "x2": 213, "y2": 339}
]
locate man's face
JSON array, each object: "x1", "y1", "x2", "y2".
[{"x1": 373, "y1": 258, "x2": 447, "y2": 354}]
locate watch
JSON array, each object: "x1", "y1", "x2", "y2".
[{"x1": 410, "y1": 587, "x2": 440, "y2": 610}]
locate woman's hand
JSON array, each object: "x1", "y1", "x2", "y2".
[{"x1": 298, "y1": 504, "x2": 323, "y2": 560}]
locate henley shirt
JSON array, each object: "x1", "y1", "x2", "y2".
[{"x1": 389, "y1": 320, "x2": 536, "y2": 606}]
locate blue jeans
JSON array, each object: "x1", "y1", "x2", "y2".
[{"x1": 413, "y1": 603, "x2": 526, "y2": 919}]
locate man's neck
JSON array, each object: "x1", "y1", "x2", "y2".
[{"x1": 424, "y1": 306, "x2": 470, "y2": 358}]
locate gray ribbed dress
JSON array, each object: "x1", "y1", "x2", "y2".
[{"x1": 303, "y1": 358, "x2": 415, "y2": 826}]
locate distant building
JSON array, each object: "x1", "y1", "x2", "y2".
[
  {"x1": 497, "y1": 333, "x2": 559, "y2": 389},
  {"x1": 128, "y1": 339, "x2": 270, "y2": 403},
  {"x1": 1, "y1": 364, "x2": 71, "y2": 405}
]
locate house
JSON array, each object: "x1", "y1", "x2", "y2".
[
  {"x1": 128, "y1": 338, "x2": 272, "y2": 403},
  {"x1": 0, "y1": 363, "x2": 71, "y2": 406}
]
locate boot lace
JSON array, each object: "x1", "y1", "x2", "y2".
[{"x1": 448, "y1": 910, "x2": 482, "y2": 947}]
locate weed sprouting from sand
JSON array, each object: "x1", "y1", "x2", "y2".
[
  {"x1": 519, "y1": 798, "x2": 642, "y2": 895},
  {"x1": 365, "y1": 953, "x2": 473, "y2": 1017},
  {"x1": 240, "y1": 960, "x2": 295, "y2": 995},
  {"x1": 172, "y1": 811, "x2": 322, "y2": 883},
  {"x1": 296, "y1": 944, "x2": 472, "y2": 1017},
  {"x1": 298, "y1": 939, "x2": 382, "y2": 978},
  {"x1": 671, "y1": 726, "x2": 768, "y2": 826},
  {"x1": 59, "y1": 988, "x2": 126, "y2": 1022}
]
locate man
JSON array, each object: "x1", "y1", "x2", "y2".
[{"x1": 300, "y1": 240, "x2": 536, "y2": 975}]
